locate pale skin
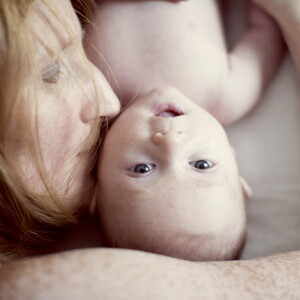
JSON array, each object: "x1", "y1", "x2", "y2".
[
  {"x1": 91, "y1": 0, "x2": 277, "y2": 260},
  {"x1": 96, "y1": 87, "x2": 248, "y2": 261},
  {"x1": 2, "y1": 0, "x2": 300, "y2": 299},
  {"x1": 252, "y1": 0, "x2": 300, "y2": 78},
  {"x1": 84, "y1": 0, "x2": 284, "y2": 125}
]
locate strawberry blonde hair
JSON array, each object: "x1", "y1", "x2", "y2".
[{"x1": 0, "y1": 0, "x2": 97, "y2": 263}]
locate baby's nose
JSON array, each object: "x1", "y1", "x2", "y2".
[{"x1": 152, "y1": 130, "x2": 186, "y2": 153}]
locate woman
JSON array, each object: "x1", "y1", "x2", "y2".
[
  {"x1": 0, "y1": 0, "x2": 299, "y2": 298},
  {"x1": 0, "y1": 0, "x2": 119, "y2": 261}
]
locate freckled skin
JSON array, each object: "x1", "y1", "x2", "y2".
[{"x1": 1, "y1": 249, "x2": 300, "y2": 299}]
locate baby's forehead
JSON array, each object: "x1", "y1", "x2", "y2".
[{"x1": 103, "y1": 181, "x2": 243, "y2": 239}]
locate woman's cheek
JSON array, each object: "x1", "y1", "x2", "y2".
[{"x1": 38, "y1": 112, "x2": 69, "y2": 149}]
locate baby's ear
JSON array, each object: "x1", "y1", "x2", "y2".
[
  {"x1": 89, "y1": 187, "x2": 98, "y2": 216},
  {"x1": 240, "y1": 177, "x2": 252, "y2": 199}
]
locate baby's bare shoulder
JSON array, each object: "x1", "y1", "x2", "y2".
[{"x1": 87, "y1": 0, "x2": 226, "y2": 107}]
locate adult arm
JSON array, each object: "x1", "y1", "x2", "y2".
[{"x1": 0, "y1": 248, "x2": 299, "y2": 299}]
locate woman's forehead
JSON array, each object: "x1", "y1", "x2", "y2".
[{"x1": 27, "y1": 0, "x2": 81, "y2": 60}]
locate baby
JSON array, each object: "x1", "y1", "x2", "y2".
[
  {"x1": 87, "y1": 0, "x2": 283, "y2": 261},
  {"x1": 93, "y1": 87, "x2": 251, "y2": 261},
  {"x1": 84, "y1": 0, "x2": 284, "y2": 125}
]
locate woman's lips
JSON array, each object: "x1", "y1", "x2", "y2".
[{"x1": 154, "y1": 103, "x2": 184, "y2": 118}]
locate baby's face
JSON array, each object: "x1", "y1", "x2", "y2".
[{"x1": 97, "y1": 88, "x2": 246, "y2": 260}]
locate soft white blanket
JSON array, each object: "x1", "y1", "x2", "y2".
[
  {"x1": 228, "y1": 56, "x2": 300, "y2": 259},
  {"x1": 225, "y1": 0, "x2": 300, "y2": 259}
]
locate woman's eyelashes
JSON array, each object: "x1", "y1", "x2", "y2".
[{"x1": 42, "y1": 60, "x2": 64, "y2": 84}]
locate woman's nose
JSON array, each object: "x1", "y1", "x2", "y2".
[
  {"x1": 94, "y1": 65, "x2": 120, "y2": 119},
  {"x1": 80, "y1": 65, "x2": 121, "y2": 123},
  {"x1": 152, "y1": 130, "x2": 186, "y2": 154},
  {"x1": 81, "y1": 64, "x2": 120, "y2": 123}
]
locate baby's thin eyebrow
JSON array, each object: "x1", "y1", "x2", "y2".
[{"x1": 190, "y1": 169, "x2": 227, "y2": 187}]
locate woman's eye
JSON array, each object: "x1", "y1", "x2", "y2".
[
  {"x1": 42, "y1": 60, "x2": 63, "y2": 84},
  {"x1": 130, "y1": 164, "x2": 155, "y2": 174},
  {"x1": 190, "y1": 160, "x2": 214, "y2": 170}
]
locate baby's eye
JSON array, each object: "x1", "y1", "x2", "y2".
[
  {"x1": 42, "y1": 60, "x2": 63, "y2": 84},
  {"x1": 130, "y1": 164, "x2": 155, "y2": 174},
  {"x1": 190, "y1": 160, "x2": 214, "y2": 170}
]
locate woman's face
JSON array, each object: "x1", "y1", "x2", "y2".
[{"x1": 6, "y1": 0, "x2": 120, "y2": 209}]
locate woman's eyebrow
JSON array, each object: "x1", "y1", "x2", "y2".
[
  {"x1": 40, "y1": 33, "x2": 72, "y2": 53},
  {"x1": 35, "y1": 3, "x2": 76, "y2": 55},
  {"x1": 33, "y1": 30, "x2": 73, "y2": 65},
  {"x1": 37, "y1": 4, "x2": 67, "y2": 44}
]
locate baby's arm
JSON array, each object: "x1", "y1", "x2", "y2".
[
  {"x1": 219, "y1": 3, "x2": 285, "y2": 125},
  {"x1": 253, "y1": 0, "x2": 300, "y2": 78}
]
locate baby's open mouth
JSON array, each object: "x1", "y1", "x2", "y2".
[{"x1": 154, "y1": 103, "x2": 184, "y2": 118}]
